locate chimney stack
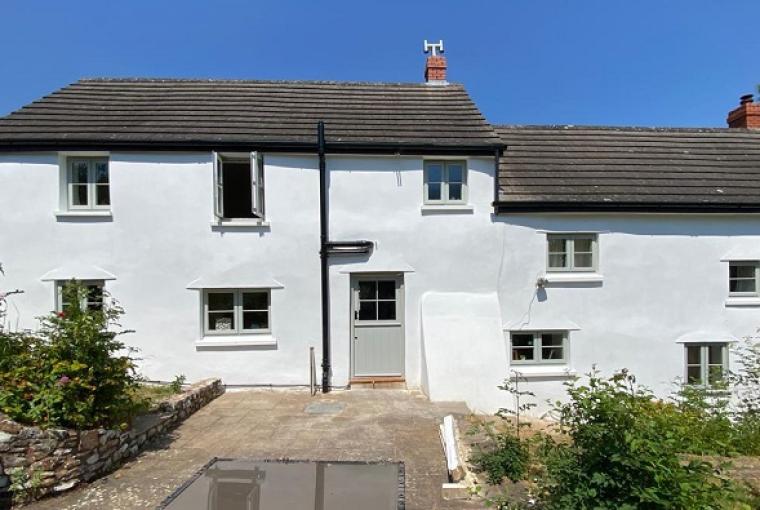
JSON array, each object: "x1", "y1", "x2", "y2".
[
  {"x1": 727, "y1": 94, "x2": 760, "y2": 129},
  {"x1": 423, "y1": 40, "x2": 447, "y2": 85}
]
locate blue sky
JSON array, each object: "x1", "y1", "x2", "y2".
[{"x1": 1, "y1": 0, "x2": 758, "y2": 127}]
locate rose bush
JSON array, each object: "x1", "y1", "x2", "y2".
[{"x1": 0, "y1": 281, "x2": 143, "y2": 429}]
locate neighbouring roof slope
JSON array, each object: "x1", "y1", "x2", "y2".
[
  {"x1": 0, "y1": 78, "x2": 501, "y2": 152},
  {"x1": 496, "y1": 125, "x2": 760, "y2": 211}
]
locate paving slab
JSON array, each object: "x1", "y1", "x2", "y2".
[{"x1": 23, "y1": 389, "x2": 483, "y2": 510}]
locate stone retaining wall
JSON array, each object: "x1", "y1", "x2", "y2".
[{"x1": 0, "y1": 378, "x2": 224, "y2": 504}]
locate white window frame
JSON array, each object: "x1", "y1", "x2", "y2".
[
  {"x1": 510, "y1": 331, "x2": 568, "y2": 365},
  {"x1": 212, "y1": 152, "x2": 265, "y2": 220},
  {"x1": 423, "y1": 160, "x2": 467, "y2": 205},
  {"x1": 547, "y1": 233, "x2": 598, "y2": 272},
  {"x1": 728, "y1": 261, "x2": 759, "y2": 297},
  {"x1": 684, "y1": 343, "x2": 728, "y2": 387},
  {"x1": 55, "y1": 280, "x2": 105, "y2": 312},
  {"x1": 66, "y1": 157, "x2": 110, "y2": 211},
  {"x1": 202, "y1": 288, "x2": 271, "y2": 336},
  {"x1": 251, "y1": 151, "x2": 265, "y2": 218}
]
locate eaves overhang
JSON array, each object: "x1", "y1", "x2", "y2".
[
  {"x1": 0, "y1": 140, "x2": 505, "y2": 157},
  {"x1": 493, "y1": 201, "x2": 760, "y2": 214}
]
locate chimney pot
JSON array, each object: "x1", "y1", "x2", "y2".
[{"x1": 741, "y1": 94, "x2": 754, "y2": 105}]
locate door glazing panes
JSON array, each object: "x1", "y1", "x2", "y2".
[{"x1": 357, "y1": 280, "x2": 397, "y2": 321}]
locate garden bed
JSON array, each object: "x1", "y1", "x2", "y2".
[
  {"x1": 0, "y1": 378, "x2": 224, "y2": 504},
  {"x1": 458, "y1": 415, "x2": 760, "y2": 507}
]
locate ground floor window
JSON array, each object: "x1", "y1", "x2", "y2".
[
  {"x1": 510, "y1": 331, "x2": 567, "y2": 364},
  {"x1": 55, "y1": 280, "x2": 104, "y2": 312},
  {"x1": 685, "y1": 343, "x2": 728, "y2": 386},
  {"x1": 203, "y1": 289, "x2": 270, "y2": 335}
]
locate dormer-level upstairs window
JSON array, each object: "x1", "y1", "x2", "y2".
[
  {"x1": 424, "y1": 160, "x2": 467, "y2": 204},
  {"x1": 214, "y1": 152, "x2": 265, "y2": 221},
  {"x1": 67, "y1": 158, "x2": 110, "y2": 210}
]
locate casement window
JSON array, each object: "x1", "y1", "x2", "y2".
[
  {"x1": 66, "y1": 158, "x2": 110, "y2": 210},
  {"x1": 729, "y1": 261, "x2": 759, "y2": 296},
  {"x1": 55, "y1": 280, "x2": 105, "y2": 312},
  {"x1": 510, "y1": 331, "x2": 567, "y2": 364},
  {"x1": 424, "y1": 160, "x2": 467, "y2": 204},
  {"x1": 685, "y1": 343, "x2": 728, "y2": 386},
  {"x1": 547, "y1": 234, "x2": 597, "y2": 272},
  {"x1": 203, "y1": 289, "x2": 270, "y2": 335},
  {"x1": 213, "y1": 152, "x2": 265, "y2": 220}
]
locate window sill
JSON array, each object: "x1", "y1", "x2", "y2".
[
  {"x1": 210, "y1": 219, "x2": 270, "y2": 228},
  {"x1": 195, "y1": 335, "x2": 277, "y2": 349},
  {"x1": 509, "y1": 367, "x2": 577, "y2": 380},
  {"x1": 55, "y1": 210, "x2": 112, "y2": 219},
  {"x1": 543, "y1": 272, "x2": 603, "y2": 283},
  {"x1": 420, "y1": 204, "x2": 474, "y2": 214},
  {"x1": 725, "y1": 296, "x2": 760, "y2": 307}
]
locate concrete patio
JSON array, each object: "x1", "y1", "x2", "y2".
[{"x1": 25, "y1": 389, "x2": 480, "y2": 510}]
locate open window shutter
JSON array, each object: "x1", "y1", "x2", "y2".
[
  {"x1": 251, "y1": 151, "x2": 265, "y2": 218},
  {"x1": 213, "y1": 152, "x2": 223, "y2": 219}
]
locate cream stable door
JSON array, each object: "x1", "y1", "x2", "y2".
[{"x1": 351, "y1": 275, "x2": 405, "y2": 378}]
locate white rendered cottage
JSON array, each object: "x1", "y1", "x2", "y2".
[{"x1": 1, "y1": 52, "x2": 760, "y2": 414}]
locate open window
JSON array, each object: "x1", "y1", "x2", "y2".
[{"x1": 213, "y1": 152, "x2": 265, "y2": 220}]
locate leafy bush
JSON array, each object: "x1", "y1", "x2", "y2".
[
  {"x1": 169, "y1": 374, "x2": 187, "y2": 393},
  {"x1": 729, "y1": 337, "x2": 760, "y2": 455},
  {"x1": 470, "y1": 422, "x2": 530, "y2": 485},
  {"x1": 662, "y1": 383, "x2": 737, "y2": 456},
  {"x1": 0, "y1": 281, "x2": 142, "y2": 429},
  {"x1": 656, "y1": 337, "x2": 760, "y2": 457},
  {"x1": 537, "y1": 369, "x2": 744, "y2": 509}
]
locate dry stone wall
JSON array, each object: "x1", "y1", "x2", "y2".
[{"x1": 0, "y1": 378, "x2": 224, "y2": 504}]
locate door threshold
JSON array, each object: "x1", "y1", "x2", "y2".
[{"x1": 350, "y1": 377, "x2": 406, "y2": 389}]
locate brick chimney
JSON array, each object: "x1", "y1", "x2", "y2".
[
  {"x1": 423, "y1": 40, "x2": 447, "y2": 84},
  {"x1": 727, "y1": 94, "x2": 760, "y2": 129}
]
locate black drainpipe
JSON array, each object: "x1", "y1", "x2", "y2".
[
  {"x1": 318, "y1": 121, "x2": 331, "y2": 393},
  {"x1": 493, "y1": 147, "x2": 501, "y2": 207}
]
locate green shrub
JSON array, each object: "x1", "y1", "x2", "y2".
[
  {"x1": 658, "y1": 383, "x2": 737, "y2": 456},
  {"x1": 470, "y1": 422, "x2": 530, "y2": 485},
  {"x1": 730, "y1": 337, "x2": 760, "y2": 455},
  {"x1": 169, "y1": 374, "x2": 187, "y2": 393},
  {"x1": 0, "y1": 281, "x2": 142, "y2": 429},
  {"x1": 537, "y1": 369, "x2": 744, "y2": 509}
]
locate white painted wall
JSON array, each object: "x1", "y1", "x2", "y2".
[
  {"x1": 0, "y1": 152, "x2": 500, "y2": 392},
  {"x1": 326, "y1": 155, "x2": 500, "y2": 387},
  {"x1": 0, "y1": 152, "x2": 322, "y2": 385},
  {"x1": 420, "y1": 291, "x2": 507, "y2": 413},
  {"x1": 2, "y1": 151, "x2": 760, "y2": 415},
  {"x1": 494, "y1": 214, "x2": 760, "y2": 414}
]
